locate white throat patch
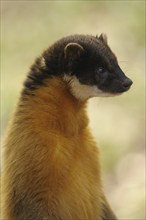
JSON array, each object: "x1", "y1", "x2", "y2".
[{"x1": 63, "y1": 75, "x2": 112, "y2": 101}]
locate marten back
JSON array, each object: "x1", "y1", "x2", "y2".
[{"x1": 1, "y1": 34, "x2": 132, "y2": 220}]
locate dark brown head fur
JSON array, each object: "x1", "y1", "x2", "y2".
[{"x1": 23, "y1": 34, "x2": 132, "y2": 98}]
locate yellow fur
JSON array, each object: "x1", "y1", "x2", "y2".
[{"x1": 1, "y1": 77, "x2": 116, "y2": 219}]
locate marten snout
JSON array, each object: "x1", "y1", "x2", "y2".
[
  {"x1": 122, "y1": 78, "x2": 133, "y2": 91},
  {"x1": 113, "y1": 65, "x2": 133, "y2": 93},
  {"x1": 110, "y1": 66, "x2": 133, "y2": 93}
]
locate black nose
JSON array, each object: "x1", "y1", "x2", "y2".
[{"x1": 122, "y1": 78, "x2": 133, "y2": 91}]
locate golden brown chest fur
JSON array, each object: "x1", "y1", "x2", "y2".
[{"x1": 1, "y1": 77, "x2": 116, "y2": 220}]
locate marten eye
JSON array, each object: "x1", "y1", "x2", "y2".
[{"x1": 98, "y1": 67, "x2": 104, "y2": 73}]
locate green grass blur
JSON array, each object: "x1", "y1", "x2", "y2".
[{"x1": 1, "y1": 1, "x2": 145, "y2": 219}]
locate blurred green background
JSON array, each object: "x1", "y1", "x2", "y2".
[{"x1": 1, "y1": 1, "x2": 145, "y2": 219}]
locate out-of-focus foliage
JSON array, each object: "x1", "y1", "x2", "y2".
[{"x1": 1, "y1": 1, "x2": 145, "y2": 219}]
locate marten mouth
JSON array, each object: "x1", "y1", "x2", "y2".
[
  {"x1": 111, "y1": 85, "x2": 132, "y2": 94},
  {"x1": 115, "y1": 84, "x2": 133, "y2": 94},
  {"x1": 99, "y1": 78, "x2": 133, "y2": 95}
]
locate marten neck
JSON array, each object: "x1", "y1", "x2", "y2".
[{"x1": 18, "y1": 77, "x2": 89, "y2": 137}]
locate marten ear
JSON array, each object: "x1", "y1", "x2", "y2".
[
  {"x1": 99, "y1": 33, "x2": 108, "y2": 44},
  {"x1": 64, "y1": 43, "x2": 85, "y2": 59}
]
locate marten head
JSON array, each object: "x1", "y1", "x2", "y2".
[{"x1": 24, "y1": 34, "x2": 133, "y2": 100}]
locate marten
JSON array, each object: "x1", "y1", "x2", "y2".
[{"x1": 1, "y1": 34, "x2": 133, "y2": 220}]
